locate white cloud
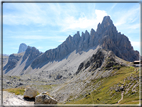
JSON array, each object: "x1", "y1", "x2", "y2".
[
  {"x1": 45, "y1": 46, "x2": 57, "y2": 50},
  {"x1": 131, "y1": 41, "x2": 140, "y2": 52},
  {"x1": 3, "y1": 3, "x2": 79, "y2": 27},
  {"x1": 95, "y1": 10, "x2": 108, "y2": 22},
  {"x1": 128, "y1": 23, "x2": 140, "y2": 30},
  {"x1": 37, "y1": 46, "x2": 43, "y2": 50},
  {"x1": 3, "y1": 3, "x2": 108, "y2": 32},
  {"x1": 3, "y1": 3, "x2": 140, "y2": 55},
  {"x1": 11, "y1": 47, "x2": 18, "y2": 50},
  {"x1": 131, "y1": 41, "x2": 140, "y2": 47},
  {"x1": 3, "y1": 3, "x2": 51, "y2": 26},
  {"x1": 57, "y1": 39, "x2": 65, "y2": 43},
  {"x1": 10, "y1": 35, "x2": 66, "y2": 43},
  {"x1": 61, "y1": 9, "x2": 108, "y2": 32},
  {"x1": 110, "y1": 3, "x2": 117, "y2": 10},
  {"x1": 115, "y1": 6, "x2": 139, "y2": 26}
]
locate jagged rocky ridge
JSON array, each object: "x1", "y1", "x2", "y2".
[
  {"x1": 3, "y1": 16, "x2": 139, "y2": 75},
  {"x1": 31, "y1": 16, "x2": 138, "y2": 69}
]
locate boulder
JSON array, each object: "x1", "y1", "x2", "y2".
[
  {"x1": 55, "y1": 74, "x2": 62, "y2": 80},
  {"x1": 35, "y1": 93, "x2": 57, "y2": 104},
  {"x1": 24, "y1": 87, "x2": 38, "y2": 98}
]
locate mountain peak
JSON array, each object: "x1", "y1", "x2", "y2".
[
  {"x1": 96, "y1": 16, "x2": 115, "y2": 34},
  {"x1": 102, "y1": 15, "x2": 113, "y2": 26},
  {"x1": 85, "y1": 30, "x2": 89, "y2": 34},
  {"x1": 18, "y1": 43, "x2": 28, "y2": 53},
  {"x1": 90, "y1": 28, "x2": 95, "y2": 36},
  {"x1": 103, "y1": 16, "x2": 111, "y2": 21},
  {"x1": 73, "y1": 31, "x2": 80, "y2": 40},
  {"x1": 102, "y1": 16, "x2": 113, "y2": 27}
]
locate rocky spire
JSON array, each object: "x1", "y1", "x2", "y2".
[
  {"x1": 18, "y1": 43, "x2": 27, "y2": 53},
  {"x1": 96, "y1": 16, "x2": 116, "y2": 35},
  {"x1": 90, "y1": 28, "x2": 95, "y2": 36},
  {"x1": 73, "y1": 31, "x2": 80, "y2": 40},
  {"x1": 101, "y1": 16, "x2": 113, "y2": 27}
]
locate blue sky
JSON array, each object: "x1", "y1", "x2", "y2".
[{"x1": 3, "y1": 2, "x2": 140, "y2": 55}]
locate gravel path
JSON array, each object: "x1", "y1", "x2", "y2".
[
  {"x1": 1, "y1": 91, "x2": 34, "y2": 106},
  {"x1": 117, "y1": 91, "x2": 124, "y2": 104}
]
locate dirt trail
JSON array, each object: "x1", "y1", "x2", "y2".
[
  {"x1": 0, "y1": 91, "x2": 34, "y2": 106},
  {"x1": 117, "y1": 91, "x2": 124, "y2": 104}
]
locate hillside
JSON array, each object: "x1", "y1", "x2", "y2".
[
  {"x1": 3, "y1": 49, "x2": 140, "y2": 105},
  {"x1": 66, "y1": 66, "x2": 139, "y2": 104},
  {"x1": 49, "y1": 49, "x2": 138, "y2": 103}
]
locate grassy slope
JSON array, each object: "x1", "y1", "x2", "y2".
[
  {"x1": 66, "y1": 66, "x2": 140, "y2": 104},
  {"x1": 3, "y1": 87, "x2": 25, "y2": 95},
  {"x1": 3, "y1": 84, "x2": 56, "y2": 96}
]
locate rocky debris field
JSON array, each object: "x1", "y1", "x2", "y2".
[
  {"x1": 1, "y1": 86, "x2": 58, "y2": 106},
  {"x1": 1, "y1": 91, "x2": 34, "y2": 105},
  {"x1": 3, "y1": 74, "x2": 66, "y2": 93}
]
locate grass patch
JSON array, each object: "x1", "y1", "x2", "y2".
[
  {"x1": 3, "y1": 87, "x2": 40, "y2": 96},
  {"x1": 10, "y1": 76, "x2": 20, "y2": 79},
  {"x1": 30, "y1": 84, "x2": 58, "y2": 93},
  {"x1": 3, "y1": 87, "x2": 25, "y2": 95},
  {"x1": 37, "y1": 85, "x2": 52, "y2": 89}
]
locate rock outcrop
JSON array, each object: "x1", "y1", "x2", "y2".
[
  {"x1": 76, "y1": 49, "x2": 104, "y2": 75},
  {"x1": 76, "y1": 48, "x2": 127, "y2": 75},
  {"x1": 35, "y1": 93, "x2": 57, "y2": 104},
  {"x1": 98, "y1": 16, "x2": 139, "y2": 62},
  {"x1": 24, "y1": 87, "x2": 38, "y2": 98},
  {"x1": 18, "y1": 43, "x2": 27, "y2": 53}
]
